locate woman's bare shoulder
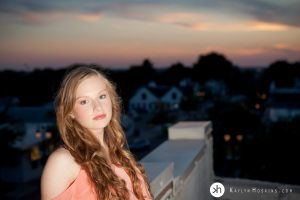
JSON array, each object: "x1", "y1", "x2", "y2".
[
  {"x1": 45, "y1": 147, "x2": 79, "y2": 170},
  {"x1": 41, "y1": 147, "x2": 80, "y2": 200},
  {"x1": 51, "y1": 147, "x2": 76, "y2": 160}
]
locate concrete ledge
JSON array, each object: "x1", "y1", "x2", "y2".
[
  {"x1": 141, "y1": 121, "x2": 214, "y2": 200},
  {"x1": 141, "y1": 139, "x2": 207, "y2": 199},
  {"x1": 168, "y1": 121, "x2": 212, "y2": 140},
  {"x1": 142, "y1": 140, "x2": 205, "y2": 178},
  {"x1": 142, "y1": 162, "x2": 174, "y2": 198}
]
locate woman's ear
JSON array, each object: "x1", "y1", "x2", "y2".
[{"x1": 69, "y1": 112, "x2": 75, "y2": 119}]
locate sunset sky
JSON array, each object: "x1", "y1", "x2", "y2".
[{"x1": 0, "y1": 0, "x2": 299, "y2": 70}]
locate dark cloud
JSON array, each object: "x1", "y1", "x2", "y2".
[
  {"x1": 0, "y1": 0, "x2": 107, "y2": 24},
  {"x1": 0, "y1": 0, "x2": 58, "y2": 13},
  {"x1": 0, "y1": 0, "x2": 299, "y2": 27},
  {"x1": 0, "y1": 0, "x2": 106, "y2": 15},
  {"x1": 147, "y1": 0, "x2": 300, "y2": 27},
  {"x1": 216, "y1": 0, "x2": 300, "y2": 27}
]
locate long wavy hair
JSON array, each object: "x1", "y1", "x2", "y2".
[{"x1": 55, "y1": 66, "x2": 152, "y2": 199}]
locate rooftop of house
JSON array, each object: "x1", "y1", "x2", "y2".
[
  {"x1": 7, "y1": 104, "x2": 55, "y2": 123},
  {"x1": 146, "y1": 86, "x2": 171, "y2": 98}
]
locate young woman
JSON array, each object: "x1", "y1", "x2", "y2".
[{"x1": 41, "y1": 66, "x2": 152, "y2": 200}]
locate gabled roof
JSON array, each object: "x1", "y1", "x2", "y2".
[
  {"x1": 146, "y1": 86, "x2": 170, "y2": 98},
  {"x1": 7, "y1": 104, "x2": 55, "y2": 123}
]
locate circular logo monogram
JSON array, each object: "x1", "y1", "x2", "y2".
[{"x1": 210, "y1": 182, "x2": 225, "y2": 197}]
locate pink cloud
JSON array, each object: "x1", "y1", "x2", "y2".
[
  {"x1": 76, "y1": 13, "x2": 103, "y2": 22},
  {"x1": 154, "y1": 11, "x2": 293, "y2": 32}
]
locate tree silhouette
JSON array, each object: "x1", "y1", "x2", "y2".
[
  {"x1": 264, "y1": 60, "x2": 294, "y2": 86},
  {"x1": 192, "y1": 52, "x2": 237, "y2": 82},
  {"x1": 158, "y1": 62, "x2": 191, "y2": 85}
]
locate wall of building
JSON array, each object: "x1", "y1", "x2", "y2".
[{"x1": 141, "y1": 121, "x2": 214, "y2": 200}]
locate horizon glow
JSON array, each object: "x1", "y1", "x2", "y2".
[{"x1": 0, "y1": 0, "x2": 299, "y2": 70}]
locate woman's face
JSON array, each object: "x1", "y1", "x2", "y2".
[{"x1": 71, "y1": 75, "x2": 112, "y2": 134}]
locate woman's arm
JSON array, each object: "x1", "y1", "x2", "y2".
[{"x1": 41, "y1": 147, "x2": 80, "y2": 200}]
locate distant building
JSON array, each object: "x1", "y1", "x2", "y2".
[
  {"x1": 0, "y1": 96, "x2": 20, "y2": 113},
  {"x1": 129, "y1": 82, "x2": 183, "y2": 113},
  {"x1": 265, "y1": 79, "x2": 300, "y2": 122},
  {"x1": 179, "y1": 78, "x2": 201, "y2": 96},
  {"x1": 204, "y1": 79, "x2": 228, "y2": 98},
  {"x1": 0, "y1": 103, "x2": 57, "y2": 183}
]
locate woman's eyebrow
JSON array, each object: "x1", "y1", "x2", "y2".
[
  {"x1": 75, "y1": 96, "x2": 88, "y2": 101},
  {"x1": 75, "y1": 88, "x2": 107, "y2": 100},
  {"x1": 98, "y1": 88, "x2": 107, "y2": 94}
]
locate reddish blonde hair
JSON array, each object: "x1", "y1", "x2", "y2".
[{"x1": 55, "y1": 66, "x2": 152, "y2": 199}]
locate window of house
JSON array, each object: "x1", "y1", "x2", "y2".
[
  {"x1": 30, "y1": 145, "x2": 42, "y2": 169},
  {"x1": 141, "y1": 93, "x2": 147, "y2": 100},
  {"x1": 172, "y1": 92, "x2": 177, "y2": 100}
]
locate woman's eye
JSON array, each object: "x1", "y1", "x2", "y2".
[
  {"x1": 79, "y1": 100, "x2": 88, "y2": 105},
  {"x1": 99, "y1": 94, "x2": 106, "y2": 99}
]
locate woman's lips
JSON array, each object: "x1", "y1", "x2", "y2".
[{"x1": 93, "y1": 114, "x2": 106, "y2": 120}]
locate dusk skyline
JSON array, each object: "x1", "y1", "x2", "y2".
[{"x1": 0, "y1": 0, "x2": 300, "y2": 70}]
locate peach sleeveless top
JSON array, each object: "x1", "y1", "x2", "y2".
[{"x1": 53, "y1": 164, "x2": 152, "y2": 200}]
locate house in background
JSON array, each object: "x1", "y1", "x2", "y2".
[
  {"x1": 265, "y1": 79, "x2": 300, "y2": 122},
  {"x1": 129, "y1": 81, "x2": 183, "y2": 113},
  {"x1": 0, "y1": 103, "x2": 57, "y2": 183},
  {"x1": 178, "y1": 78, "x2": 200, "y2": 93}
]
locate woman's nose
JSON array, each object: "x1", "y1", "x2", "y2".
[{"x1": 92, "y1": 99, "x2": 103, "y2": 111}]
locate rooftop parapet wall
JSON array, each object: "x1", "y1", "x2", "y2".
[
  {"x1": 141, "y1": 121, "x2": 214, "y2": 200},
  {"x1": 168, "y1": 121, "x2": 212, "y2": 140},
  {"x1": 141, "y1": 121, "x2": 300, "y2": 200}
]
